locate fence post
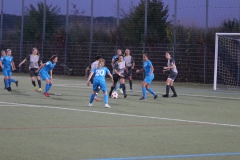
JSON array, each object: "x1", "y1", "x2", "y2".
[
  {"x1": 143, "y1": 0, "x2": 148, "y2": 53},
  {"x1": 0, "y1": 0, "x2": 3, "y2": 46},
  {"x1": 116, "y1": 0, "x2": 119, "y2": 50},
  {"x1": 42, "y1": 0, "x2": 46, "y2": 60},
  {"x1": 204, "y1": 0, "x2": 209, "y2": 83},
  {"x1": 89, "y1": 0, "x2": 93, "y2": 65},
  {"x1": 173, "y1": 0, "x2": 177, "y2": 59},
  {"x1": 19, "y1": 0, "x2": 24, "y2": 72},
  {"x1": 64, "y1": 0, "x2": 69, "y2": 75}
]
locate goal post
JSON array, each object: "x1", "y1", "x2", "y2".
[{"x1": 214, "y1": 33, "x2": 240, "y2": 90}]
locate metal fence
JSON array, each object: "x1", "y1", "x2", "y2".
[{"x1": 0, "y1": 0, "x2": 240, "y2": 83}]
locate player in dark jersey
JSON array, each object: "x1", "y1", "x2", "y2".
[
  {"x1": 19, "y1": 48, "x2": 42, "y2": 91},
  {"x1": 124, "y1": 49, "x2": 135, "y2": 91},
  {"x1": 162, "y1": 52, "x2": 178, "y2": 98},
  {"x1": 111, "y1": 49, "x2": 123, "y2": 93},
  {"x1": 136, "y1": 53, "x2": 158, "y2": 100},
  {"x1": 109, "y1": 54, "x2": 127, "y2": 98}
]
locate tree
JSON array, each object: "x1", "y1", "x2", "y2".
[
  {"x1": 24, "y1": 2, "x2": 60, "y2": 41},
  {"x1": 119, "y1": 0, "x2": 169, "y2": 44},
  {"x1": 220, "y1": 18, "x2": 240, "y2": 32}
]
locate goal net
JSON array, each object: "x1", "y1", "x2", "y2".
[{"x1": 214, "y1": 33, "x2": 240, "y2": 90}]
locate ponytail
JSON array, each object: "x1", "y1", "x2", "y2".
[{"x1": 98, "y1": 58, "x2": 105, "y2": 69}]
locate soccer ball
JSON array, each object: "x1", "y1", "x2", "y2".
[{"x1": 111, "y1": 92, "x2": 118, "y2": 99}]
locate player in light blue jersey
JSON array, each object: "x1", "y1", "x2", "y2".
[
  {"x1": 0, "y1": 49, "x2": 18, "y2": 91},
  {"x1": 136, "y1": 53, "x2": 158, "y2": 100},
  {"x1": 87, "y1": 58, "x2": 113, "y2": 108},
  {"x1": 36, "y1": 55, "x2": 58, "y2": 97}
]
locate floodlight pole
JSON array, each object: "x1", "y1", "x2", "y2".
[
  {"x1": 116, "y1": 0, "x2": 119, "y2": 50},
  {"x1": 143, "y1": 0, "x2": 147, "y2": 53},
  {"x1": 64, "y1": 0, "x2": 69, "y2": 75},
  {"x1": 89, "y1": 0, "x2": 93, "y2": 65},
  {"x1": 42, "y1": 0, "x2": 46, "y2": 60},
  {"x1": 19, "y1": 0, "x2": 24, "y2": 72},
  {"x1": 0, "y1": 0, "x2": 3, "y2": 45},
  {"x1": 173, "y1": 0, "x2": 177, "y2": 59}
]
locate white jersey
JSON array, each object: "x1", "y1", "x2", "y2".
[{"x1": 91, "y1": 61, "x2": 99, "y2": 71}]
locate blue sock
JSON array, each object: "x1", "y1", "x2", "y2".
[
  {"x1": 4, "y1": 79, "x2": 9, "y2": 88},
  {"x1": 147, "y1": 88, "x2": 156, "y2": 96},
  {"x1": 48, "y1": 84, "x2": 52, "y2": 92},
  {"x1": 142, "y1": 87, "x2": 147, "y2": 98},
  {"x1": 90, "y1": 94, "x2": 95, "y2": 103},
  {"x1": 45, "y1": 83, "x2": 50, "y2": 92},
  {"x1": 119, "y1": 83, "x2": 123, "y2": 89},
  {"x1": 10, "y1": 78, "x2": 16, "y2": 83},
  {"x1": 104, "y1": 94, "x2": 108, "y2": 104},
  {"x1": 8, "y1": 79, "x2": 11, "y2": 87}
]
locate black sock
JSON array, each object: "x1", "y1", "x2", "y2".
[
  {"x1": 32, "y1": 81, "x2": 36, "y2": 87},
  {"x1": 129, "y1": 80, "x2": 132, "y2": 89},
  {"x1": 37, "y1": 80, "x2": 41, "y2": 88},
  {"x1": 166, "y1": 85, "x2": 170, "y2": 95},
  {"x1": 170, "y1": 86, "x2": 177, "y2": 95},
  {"x1": 109, "y1": 86, "x2": 115, "y2": 96},
  {"x1": 122, "y1": 84, "x2": 126, "y2": 94}
]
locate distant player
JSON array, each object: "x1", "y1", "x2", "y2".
[
  {"x1": 35, "y1": 55, "x2": 58, "y2": 97},
  {"x1": 18, "y1": 48, "x2": 42, "y2": 91},
  {"x1": 162, "y1": 52, "x2": 178, "y2": 97},
  {"x1": 84, "y1": 55, "x2": 102, "y2": 101},
  {"x1": 109, "y1": 54, "x2": 127, "y2": 98},
  {"x1": 0, "y1": 49, "x2": 18, "y2": 91},
  {"x1": 124, "y1": 49, "x2": 135, "y2": 91},
  {"x1": 87, "y1": 58, "x2": 113, "y2": 108},
  {"x1": 111, "y1": 49, "x2": 123, "y2": 93},
  {"x1": 136, "y1": 53, "x2": 158, "y2": 100}
]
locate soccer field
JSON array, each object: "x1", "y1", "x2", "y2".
[{"x1": 0, "y1": 74, "x2": 240, "y2": 160}]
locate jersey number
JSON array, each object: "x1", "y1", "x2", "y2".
[{"x1": 95, "y1": 69, "x2": 105, "y2": 76}]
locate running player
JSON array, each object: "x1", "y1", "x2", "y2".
[
  {"x1": 87, "y1": 58, "x2": 113, "y2": 108},
  {"x1": 124, "y1": 49, "x2": 135, "y2": 91},
  {"x1": 136, "y1": 53, "x2": 158, "y2": 100},
  {"x1": 111, "y1": 49, "x2": 123, "y2": 93},
  {"x1": 84, "y1": 55, "x2": 102, "y2": 101},
  {"x1": 109, "y1": 54, "x2": 127, "y2": 98},
  {"x1": 0, "y1": 49, "x2": 18, "y2": 91},
  {"x1": 162, "y1": 52, "x2": 178, "y2": 97},
  {"x1": 35, "y1": 55, "x2": 58, "y2": 97},
  {"x1": 18, "y1": 48, "x2": 42, "y2": 91}
]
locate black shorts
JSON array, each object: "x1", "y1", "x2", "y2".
[
  {"x1": 125, "y1": 67, "x2": 133, "y2": 77},
  {"x1": 113, "y1": 74, "x2": 124, "y2": 83},
  {"x1": 168, "y1": 72, "x2": 178, "y2": 81},
  {"x1": 29, "y1": 68, "x2": 40, "y2": 77}
]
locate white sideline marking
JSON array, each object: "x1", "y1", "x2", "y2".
[
  {"x1": 54, "y1": 84, "x2": 240, "y2": 100},
  {"x1": 0, "y1": 102, "x2": 240, "y2": 128}
]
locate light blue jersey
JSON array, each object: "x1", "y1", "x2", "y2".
[
  {"x1": 143, "y1": 60, "x2": 153, "y2": 76},
  {"x1": 92, "y1": 67, "x2": 110, "y2": 92},
  {"x1": 39, "y1": 61, "x2": 56, "y2": 80},
  {"x1": 1, "y1": 56, "x2": 13, "y2": 71}
]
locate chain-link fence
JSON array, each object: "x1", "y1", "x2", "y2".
[{"x1": 0, "y1": 0, "x2": 239, "y2": 83}]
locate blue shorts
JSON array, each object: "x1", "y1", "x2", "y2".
[
  {"x1": 93, "y1": 80, "x2": 107, "y2": 93},
  {"x1": 3, "y1": 69, "x2": 12, "y2": 77},
  {"x1": 144, "y1": 74, "x2": 154, "y2": 85},
  {"x1": 39, "y1": 70, "x2": 50, "y2": 81}
]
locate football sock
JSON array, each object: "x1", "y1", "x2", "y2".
[
  {"x1": 170, "y1": 86, "x2": 177, "y2": 95},
  {"x1": 109, "y1": 86, "x2": 115, "y2": 96},
  {"x1": 129, "y1": 80, "x2": 132, "y2": 89},
  {"x1": 122, "y1": 84, "x2": 126, "y2": 94},
  {"x1": 8, "y1": 79, "x2": 11, "y2": 87},
  {"x1": 32, "y1": 81, "x2": 36, "y2": 87},
  {"x1": 90, "y1": 94, "x2": 95, "y2": 103},
  {"x1": 147, "y1": 88, "x2": 156, "y2": 96},
  {"x1": 142, "y1": 87, "x2": 147, "y2": 98},
  {"x1": 104, "y1": 94, "x2": 108, "y2": 104},
  {"x1": 119, "y1": 83, "x2": 123, "y2": 89},
  {"x1": 10, "y1": 79, "x2": 16, "y2": 83},
  {"x1": 4, "y1": 79, "x2": 9, "y2": 88},
  {"x1": 166, "y1": 85, "x2": 170, "y2": 95},
  {"x1": 37, "y1": 80, "x2": 41, "y2": 88}
]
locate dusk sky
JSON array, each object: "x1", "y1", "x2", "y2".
[{"x1": 1, "y1": 0, "x2": 240, "y2": 27}]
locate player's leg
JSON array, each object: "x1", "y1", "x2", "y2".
[
  {"x1": 128, "y1": 67, "x2": 133, "y2": 91},
  {"x1": 139, "y1": 81, "x2": 148, "y2": 100},
  {"x1": 3, "y1": 70, "x2": 8, "y2": 89},
  {"x1": 35, "y1": 68, "x2": 42, "y2": 91},
  {"x1": 169, "y1": 73, "x2": 177, "y2": 97},
  {"x1": 109, "y1": 74, "x2": 118, "y2": 97},
  {"x1": 29, "y1": 69, "x2": 37, "y2": 90},
  {"x1": 10, "y1": 78, "x2": 18, "y2": 87},
  {"x1": 8, "y1": 71, "x2": 12, "y2": 89},
  {"x1": 120, "y1": 77, "x2": 127, "y2": 98},
  {"x1": 145, "y1": 74, "x2": 158, "y2": 99},
  {"x1": 162, "y1": 78, "x2": 171, "y2": 98},
  {"x1": 100, "y1": 82, "x2": 110, "y2": 108}
]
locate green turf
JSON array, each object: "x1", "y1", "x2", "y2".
[{"x1": 0, "y1": 74, "x2": 240, "y2": 160}]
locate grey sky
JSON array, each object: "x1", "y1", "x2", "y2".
[{"x1": 1, "y1": 0, "x2": 240, "y2": 27}]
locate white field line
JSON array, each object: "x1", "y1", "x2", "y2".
[
  {"x1": 53, "y1": 84, "x2": 240, "y2": 100},
  {"x1": 0, "y1": 102, "x2": 239, "y2": 128}
]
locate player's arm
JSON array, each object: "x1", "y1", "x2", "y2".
[
  {"x1": 35, "y1": 63, "x2": 45, "y2": 73},
  {"x1": 87, "y1": 71, "x2": 94, "y2": 86},
  {"x1": 84, "y1": 66, "x2": 90, "y2": 78},
  {"x1": 11, "y1": 61, "x2": 16, "y2": 71},
  {"x1": 136, "y1": 68, "x2": 144, "y2": 73},
  {"x1": 19, "y1": 55, "x2": 30, "y2": 67},
  {"x1": 150, "y1": 65, "x2": 154, "y2": 76},
  {"x1": 131, "y1": 57, "x2": 135, "y2": 69},
  {"x1": 50, "y1": 70, "x2": 53, "y2": 79},
  {"x1": 107, "y1": 72, "x2": 114, "y2": 83},
  {"x1": 164, "y1": 60, "x2": 175, "y2": 70},
  {"x1": 0, "y1": 60, "x2": 3, "y2": 69},
  {"x1": 125, "y1": 62, "x2": 128, "y2": 74}
]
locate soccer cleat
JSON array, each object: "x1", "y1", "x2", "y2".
[
  {"x1": 162, "y1": 94, "x2": 169, "y2": 98},
  {"x1": 105, "y1": 104, "x2": 111, "y2": 108},
  {"x1": 15, "y1": 81, "x2": 18, "y2": 87},
  {"x1": 88, "y1": 103, "x2": 93, "y2": 107},
  {"x1": 124, "y1": 94, "x2": 127, "y2": 98},
  {"x1": 171, "y1": 94, "x2": 177, "y2": 97},
  {"x1": 154, "y1": 95, "x2": 158, "y2": 100},
  {"x1": 7, "y1": 87, "x2": 11, "y2": 92},
  {"x1": 130, "y1": 89, "x2": 134, "y2": 92},
  {"x1": 35, "y1": 88, "x2": 38, "y2": 92},
  {"x1": 119, "y1": 88, "x2": 123, "y2": 94},
  {"x1": 139, "y1": 97, "x2": 146, "y2": 100},
  {"x1": 44, "y1": 92, "x2": 50, "y2": 97},
  {"x1": 38, "y1": 88, "x2": 42, "y2": 92}
]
